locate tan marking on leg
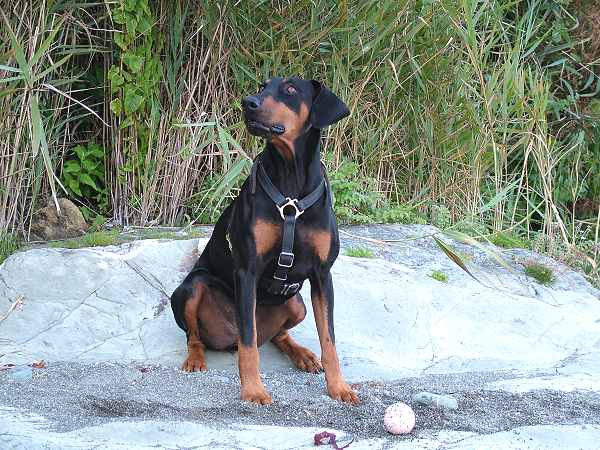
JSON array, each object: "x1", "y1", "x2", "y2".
[
  {"x1": 238, "y1": 339, "x2": 272, "y2": 405},
  {"x1": 182, "y1": 287, "x2": 208, "y2": 372},
  {"x1": 311, "y1": 293, "x2": 359, "y2": 404},
  {"x1": 238, "y1": 297, "x2": 272, "y2": 405},
  {"x1": 253, "y1": 219, "x2": 281, "y2": 256}
]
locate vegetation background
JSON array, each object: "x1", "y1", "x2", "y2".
[{"x1": 0, "y1": 0, "x2": 598, "y2": 283}]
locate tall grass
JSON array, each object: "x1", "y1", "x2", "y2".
[
  {"x1": 0, "y1": 1, "x2": 106, "y2": 233},
  {"x1": 0, "y1": 0, "x2": 598, "y2": 281}
]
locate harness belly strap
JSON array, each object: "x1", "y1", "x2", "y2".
[{"x1": 255, "y1": 156, "x2": 326, "y2": 298}]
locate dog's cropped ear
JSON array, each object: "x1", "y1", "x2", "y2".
[{"x1": 309, "y1": 81, "x2": 350, "y2": 129}]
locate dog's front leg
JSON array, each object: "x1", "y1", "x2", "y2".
[
  {"x1": 235, "y1": 266, "x2": 272, "y2": 405},
  {"x1": 310, "y1": 269, "x2": 359, "y2": 404}
]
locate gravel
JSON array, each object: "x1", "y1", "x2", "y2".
[{"x1": 1, "y1": 362, "x2": 599, "y2": 442}]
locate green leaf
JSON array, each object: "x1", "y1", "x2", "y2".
[
  {"x1": 123, "y1": 54, "x2": 144, "y2": 73},
  {"x1": 73, "y1": 145, "x2": 86, "y2": 160},
  {"x1": 110, "y1": 98, "x2": 122, "y2": 115},
  {"x1": 68, "y1": 178, "x2": 82, "y2": 196},
  {"x1": 433, "y1": 236, "x2": 481, "y2": 283},
  {"x1": 30, "y1": 18, "x2": 65, "y2": 68},
  {"x1": 0, "y1": 64, "x2": 21, "y2": 73},
  {"x1": 126, "y1": 16, "x2": 138, "y2": 36},
  {"x1": 120, "y1": 117, "x2": 134, "y2": 129},
  {"x1": 217, "y1": 125, "x2": 230, "y2": 170},
  {"x1": 107, "y1": 67, "x2": 124, "y2": 89},
  {"x1": 0, "y1": 76, "x2": 24, "y2": 84},
  {"x1": 29, "y1": 96, "x2": 42, "y2": 158},
  {"x1": 80, "y1": 173, "x2": 99, "y2": 191},
  {"x1": 124, "y1": 88, "x2": 144, "y2": 115},
  {"x1": 138, "y1": 16, "x2": 152, "y2": 34},
  {"x1": 63, "y1": 160, "x2": 81, "y2": 173},
  {"x1": 88, "y1": 144, "x2": 105, "y2": 159},
  {"x1": 125, "y1": 0, "x2": 138, "y2": 12},
  {"x1": 114, "y1": 33, "x2": 128, "y2": 51},
  {"x1": 443, "y1": 229, "x2": 513, "y2": 272},
  {"x1": 112, "y1": 9, "x2": 126, "y2": 25},
  {"x1": 1, "y1": 10, "x2": 32, "y2": 83},
  {"x1": 30, "y1": 54, "x2": 72, "y2": 84},
  {"x1": 82, "y1": 159, "x2": 98, "y2": 172}
]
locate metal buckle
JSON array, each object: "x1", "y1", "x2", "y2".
[
  {"x1": 278, "y1": 251, "x2": 294, "y2": 268},
  {"x1": 281, "y1": 282, "x2": 300, "y2": 296},
  {"x1": 277, "y1": 197, "x2": 304, "y2": 220}
]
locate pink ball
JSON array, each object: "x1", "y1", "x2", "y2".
[{"x1": 383, "y1": 402, "x2": 416, "y2": 435}]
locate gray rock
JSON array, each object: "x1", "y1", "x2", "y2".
[
  {"x1": 412, "y1": 391, "x2": 458, "y2": 410},
  {"x1": 0, "y1": 406, "x2": 599, "y2": 450},
  {"x1": 0, "y1": 224, "x2": 599, "y2": 448},
  {"x1": 1, "y1": 232, "x2": 598, "y2": 380},
  {"x1": 30, "y1": 197, "x2": 88, "y2": 240}
]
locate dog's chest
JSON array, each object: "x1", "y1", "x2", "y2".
[{"x1": 253, "y1": 218, "x2": 333, "y2": 265}]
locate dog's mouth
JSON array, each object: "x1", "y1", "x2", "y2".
[{"x1": 244, "y1": 119, "x2": 285, "y2": 137}]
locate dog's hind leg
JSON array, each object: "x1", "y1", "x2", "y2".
[
  {"x1": 272, "y1": 331, "x2": 322, "y2": 374},
  {"x1": 257, "y1": 293, "x2": 323, "y2": 373},
  {"x1": 172, "y1": 281, "x2": 208, "y2": 372}
]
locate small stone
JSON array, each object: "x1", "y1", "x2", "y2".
[
  {"x1": 212, "y1": 375, "x2": 230, "y2": 383},
  {"x1": 411, "y1": 391, "x2": 458, "y2": 410},
  {"x1": 30, "y1": 198, "x2": 88, "y2": 240},
  {"x1": 7, "y1": 366, "x2": 33, "y2": 382}
]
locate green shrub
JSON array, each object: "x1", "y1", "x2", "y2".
[
  {"x1": 375, "y1": 205, "x2": 426, "y2": 225},
  {"x1": 524, "y1": 263, "x2": 555, "y2": 286},
  {"x1": 490, "y1": 232, "x2": 529, "y2": 249},
  {"x1": 329, "y1": 158, "x2": 424, "y2": 225},
  {"x1": 329, "y1": 160, "x2": 379, "y2": 224},
  {"x1": 62, "y1": 143, "x2": 107, "y2": 213},
  {"x1": 344, "y1": 246, "x2": 375, "y2": 258},
  {"x1": 48, "y1": 230, "x2": 120, "y2": 249},
  {"x1": 430, "y1": 270, "x2": 448, "y2": 283},
  {"x1": 429, "y1": 205, "x2": 453, "y2": 230},
  {"x1": 0, "y1": 233, "x2": 21, "y2": 264}
]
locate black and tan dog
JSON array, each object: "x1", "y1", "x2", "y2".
[{"x1": 171, "y1": 77, "x2": 358, "y2": 405}]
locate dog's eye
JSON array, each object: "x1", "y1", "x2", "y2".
[{"x1": 285, "y1": 85, "x2": 297, "y2": 95}]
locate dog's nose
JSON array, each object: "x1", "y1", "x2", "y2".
[{"x1": 242, "y1": 95, "x2": 261, "y2": 111}]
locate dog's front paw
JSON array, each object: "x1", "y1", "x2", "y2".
[
  {"x1": 327, "y1": 382, "x2": 359, "y2": 405},
  {"x1": 241, "y1": 383, "x2": 273, "y2": 405}
]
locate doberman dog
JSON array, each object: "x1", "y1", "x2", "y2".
[{"x1": 171, "y1": 77, "x2": 359, "y2": 405}]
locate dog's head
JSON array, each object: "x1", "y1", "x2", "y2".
[{"x1": 242, "y1": 77, "x2": 349, "y2": 154}]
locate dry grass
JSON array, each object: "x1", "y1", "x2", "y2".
[
  {"x1": 0, "y1": 0, "x2": 598, "y2": 284},
  {"x1": 0, "y1": 1, "x2": 105, "y2": 234}
]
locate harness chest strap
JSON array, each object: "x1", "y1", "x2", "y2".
[{"x1": 255, "y1": 157, "x2": 327, "y2": 297}]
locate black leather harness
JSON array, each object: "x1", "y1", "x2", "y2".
[{"x1": 250, "y1": 152, "x2": 327, "y2": 300}]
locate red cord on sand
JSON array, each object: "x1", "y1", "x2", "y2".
[{"x1": 314, "y1": 431, "x2": 353, "y2": 449}]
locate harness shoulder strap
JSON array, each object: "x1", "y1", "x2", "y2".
[
  {"x1": 250, "y1": 154, "x2": 261, "y2": 195},
  {"x1": 320, "y1": 161, "x2": 333, "y2": 209},
  {"x1": 257, "y1": 162, "x2": 286, "y2": 206}
]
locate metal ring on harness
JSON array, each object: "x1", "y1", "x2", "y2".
[{"x1": 277, "y1": 197, "x2": 304, "y2": 220}]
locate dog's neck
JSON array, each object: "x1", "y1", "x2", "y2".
[{"x1": 262, "y1": 127, "x2": 323, "y2": 200}]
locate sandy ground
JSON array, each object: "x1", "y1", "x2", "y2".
[{"x1": 2, "y1": 362, "x2": 599, "y2": 444}]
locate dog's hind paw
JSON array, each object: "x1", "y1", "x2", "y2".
[
  {"x1": 181, "y1": 355, "x2": 208, "y2": 372},
  {"x1": 291, "y1": 347, "x2": 322, "y2": 374}
]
